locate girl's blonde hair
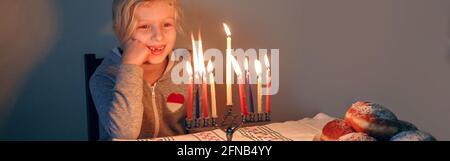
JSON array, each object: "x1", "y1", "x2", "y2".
[{"x1": 112, "y1": 0, "x2": 182, "y2": 45}]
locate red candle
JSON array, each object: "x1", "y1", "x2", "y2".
[
  {"x1": 197, "y1": 32, "x2": 209, "y2": 118},
  {"x1": 239, "y1": 80, "x2": 248, "y2": 116},
  {"x1": 231, "y1": 56, "x2": 248, "y2": 116},
  {"x1": 186, "y1": 61, "x2": 193, "y2": 120},
  {"x1": 202, "y1": 74, "x2": 209, "y2": 118}
]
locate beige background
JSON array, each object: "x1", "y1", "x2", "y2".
[{"x1": 0, "y1": 0, "x2": 449, "y2": 140}]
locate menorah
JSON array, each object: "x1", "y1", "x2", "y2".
[
  {"x1": 184, "y1": 105, "x2": 271, "y2": 141},
  {"x1": 183, "y1": 24, "x2": 272, "y2": 141}
]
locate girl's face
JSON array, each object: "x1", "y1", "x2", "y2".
[{"x1": 132, "y1": 1, "x2": 177, "y2": 65}]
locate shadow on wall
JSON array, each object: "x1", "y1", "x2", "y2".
[
  {"x1": 0, "y1": 0, "x2": 117, "y2": 140},
  {"x1": 0, "y1": 0, "x2": 58, "y2": 132}
]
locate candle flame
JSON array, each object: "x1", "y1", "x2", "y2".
[
  {"x1": 207, "y1": 60, "x2": 214, "y2": 73},
  {"x1": 186, "y1": 61, "x2": 193, "y2": 76},
  {"x1": 230, "y1": 56, "x2": 242, "y2": 76},
  {"x1": 244, "y1": 58, "x2": 249, "y2": 71},
  {"x1": 223, "y1": 23, "x2": 231, "y2": 37},
  {"x1": 264, "y1": 54, "x2": 270, "y2": 68},
  {"x1": 198, "y1": 32, "x2": 205, "y2": 75},
  {"x1": 255, "y1": 60, "x2": 262, "y2": 76},
  {"x1": 191, "y1": 33, "x2": 198, "y2": 73}
]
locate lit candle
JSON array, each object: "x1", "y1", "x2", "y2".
[
  {"x1": 191, "y1": 33, "x2": 198, "y2": 84},
  {"x1": 244, "y1": 58, "x2": 255, "y2": 114},
  {"x1": 191, "y1": 33, "x2": 200, "y2": 119},
  {"x1": 231, "y1": 56, "x2": 248, "y2": 116},
  {"x1": 186, "y1": 61, "x2": 193, "y2": 120},
  {"x1": 195, "y1": 84, "x2": 200, "y2": 119},
  {"x1": 198, "y1": 32, "x2": 209, "y2": 118},
  {"x1": 255, "y1": 60, "x2": 263, "y2": 114},
  {"x1": 223, "y1": 23, "x2": 233, "y2": 106},
  {"x1": 207, "y1": 60, "x2": 217, "y2": 118},
  {"x1": 264, "y1": 54, "x2": 271, "y2": 113}
]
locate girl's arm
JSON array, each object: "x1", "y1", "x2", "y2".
[{"x1": 90, "y1": 64, "x2": 144, "y2": 139}]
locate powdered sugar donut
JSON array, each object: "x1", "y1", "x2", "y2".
[
  {"x1": 390, "y1": 130, "x2": 436, "y2": 141},
  {"x1": 337, "y1": 132, "x2": 377, "y2": 141},
  {"x1": 320, "y1": 119, "x2": 356, "y2": 141},
  {"x1": 344, "y1": 101, "x2": 399, "y2": 140}
]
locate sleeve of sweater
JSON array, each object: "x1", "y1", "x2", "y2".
[{"x1": 89, "y1": 64, "x2": 144, "y2": 139}]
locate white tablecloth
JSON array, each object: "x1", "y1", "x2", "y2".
[{"x1": 114, "y1": 113, "x2": 335, "y2": 141}]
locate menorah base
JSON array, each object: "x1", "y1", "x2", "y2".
[
  {"x1": 185, "y1": 118, "x2": 219, "y2": 134},
  {"x1": 220, "y1": 106, "x2": 271, "y2": 141},
  {"x1": 244, "y1": 113, "x2": 271, "y2": 123},
  {"x1": 185, "y1": 106, "x2": 271, "y2": 141}
]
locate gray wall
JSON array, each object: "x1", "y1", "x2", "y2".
[{"x1": 0, "y1": 0, "x2": 448, "y2": 140}]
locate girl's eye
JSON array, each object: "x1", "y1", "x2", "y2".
[
  {"x1": 163, "y1": 23, "x2": 173, "y2": 28},
  {"x1": 139, "y1": 25, "x2": 151, "y2": 30}
]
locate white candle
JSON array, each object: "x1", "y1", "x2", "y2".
[
  {"x1": 264, "y1": 54, "x2": 271, "y2": 113},
  {"x1": 207, "y1": 60, "x2": 217, "y2": 118},
  {"x1": 255, "y1": 60, "x2": 263, "y2": 114},
  {"x1": 223, "y1": 23, "x2": 233, "y2": 106}
]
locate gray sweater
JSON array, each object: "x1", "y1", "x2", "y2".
[{"x1": 89, "y1": 48, "x2": 187, "y2": 140}]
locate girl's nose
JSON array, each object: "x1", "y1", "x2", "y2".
[{"x1": 151, "y1": 26, "x2": 163, "y2": 42}]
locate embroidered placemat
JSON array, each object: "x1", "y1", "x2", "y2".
[{"x1": 113, "y1": 113, "x2": 335, "y2": 141}]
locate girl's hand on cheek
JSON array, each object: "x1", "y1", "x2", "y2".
[{"x1": 122, "y1": 38, "x2": 150, "y2": 66}]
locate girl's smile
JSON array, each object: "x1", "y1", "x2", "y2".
[{"x1": 148, "y1": 44, "x2": 167, "y2": 55}]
